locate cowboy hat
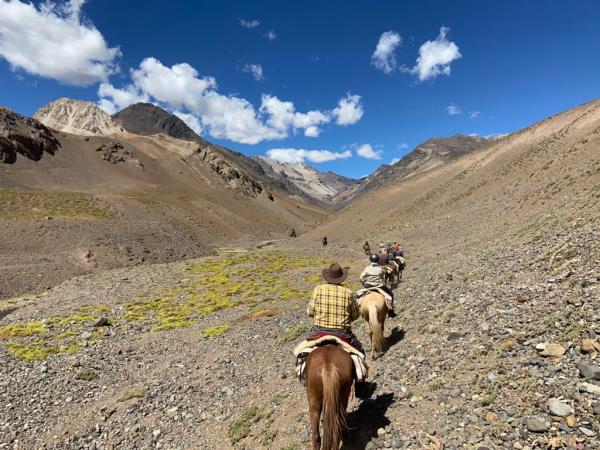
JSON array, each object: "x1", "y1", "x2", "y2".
[{"x1": 322, "y1": 262, "x2": 348, "y2": 284}]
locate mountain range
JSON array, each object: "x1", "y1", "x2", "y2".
[{"x1": 3, "y1": 95, "x2": 598, "y2": 298}]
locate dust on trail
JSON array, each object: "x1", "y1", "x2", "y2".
[{"x1": 1, "y1": 225, "x2": 599, "y2": 449}]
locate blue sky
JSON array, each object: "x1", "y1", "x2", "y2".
[{"x1": 1, "y1": 0, "x2": 599, "y2": 178}]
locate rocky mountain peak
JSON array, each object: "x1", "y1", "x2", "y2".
[
  {"x1": 113, "y1": 103, "x2": 205, "y2": 142},
  {"x1": 34, "y1": 98, "x2": 122, "y2": 136}
]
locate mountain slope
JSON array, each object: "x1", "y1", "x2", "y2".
[
  {"x1": 334, "y1": 134, "x2": 491, "y2": 206},
  {"x1": 311, "y1": 99, "x2": 600, "y2": 251},
  {"x1": 253, "y1": 156, "x2": 359, "y2": 203},
  {"x1": 34, "y1": 98, "x2": 123, "y2": 136},
  {"x1": 0, "y1": 104, "x2": 328, "y2": 298}
]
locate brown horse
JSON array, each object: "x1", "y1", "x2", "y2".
[
  {"x1": 306, "y1": 345, "x2": 354, "y2": 450},
  {"x1": 360, "y1": 292, "x2": 387, "y2": 359}
]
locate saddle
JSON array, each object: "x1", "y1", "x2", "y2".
[
  {"x1": 293, "y1": 335, "x2": 368, "y2": 383},
  {"x1": 355, "y1": 287, "x2": 392, "y2": 303}
]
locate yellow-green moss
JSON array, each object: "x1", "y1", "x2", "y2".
[
  {"x1": 0, "y1": 188, "x2": 114, "y2": 221},
  {"x1": 117, "y1": 389, "x2": 146, "y2": 402},
  {"x1": 202, "y1": 325, "x2": 230, "y2": 337},
  {"x1": 305, "y1": 274, "x2": 322, "y2": 283},
  {"x1": 276, "y1": 325, "x2": 307, "y2": 344},
  {"x1": 0, "y1": 321, "x2": 46, "y2": 339},
  {"x1": 74, "y1": 369, "x2": 100, "y2": 381},
  {"x1": 7, "y1": 341, "x2": 79, "y2": 361}
]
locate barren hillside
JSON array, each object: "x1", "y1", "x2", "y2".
[{"x1": 0, "y1": 106, "x2": 328, "y2": 298}]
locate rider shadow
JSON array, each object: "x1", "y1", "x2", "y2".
[
  {"x1": 385, "y1": 326, "x2": 405, "y2": 351},
  {"x1": 343, "y1": 391, "x2": 395, "y2": 449}
]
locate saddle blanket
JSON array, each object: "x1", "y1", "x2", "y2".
[
  {"x1": 355, "y1": 287, "x2": 393, "y2": 310},
  {"x1": 293, "y1": 335, "x2": 368, "y2": 382}
]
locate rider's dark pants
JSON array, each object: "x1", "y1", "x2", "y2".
[{"x1": 309, "y1": 326, "x2": 365, "y2": 354}]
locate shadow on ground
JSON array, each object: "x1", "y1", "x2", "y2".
[
  {"x1": 343, "y1": 392, "x2": 395, "y2": 449},
  {"x1": 386, "y1": 326, "x2": 405, "y2": 350},
  {"x1": 0, "y1": 307, "x2": 18, "y2": 321}
]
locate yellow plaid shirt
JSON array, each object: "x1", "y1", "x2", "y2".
[{"x1": 307, "y1": 283, "x2": 359, "y2": 329}]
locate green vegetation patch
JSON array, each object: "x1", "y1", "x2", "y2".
[
  {"x1": 0, "y1": 321, "x2": 46, "y2": 338},
  {"x1": 228, "y1": 404, "x2": 273, "y2": 444},
  {"x1": 7, "y1": 341, "x2": 78, "y2": 361},
  {"x1": 276, "y1": 325, "x2": 307, "y2": 345},
  {"x1": 202, "y1": 325, "x2": 230, "y2": 337},
  {"x1": 117, "y1": 389, "x2": 146, "y2": 402},
  {"x1": 0, "y1": 188, "x2": 114, "y2": 221},
  {"x1": 75, "y1": 369, "x2": 100, "y2": 381},
  {"x1": 122, "y1": 251, "x2": 323, "y2": 334}
]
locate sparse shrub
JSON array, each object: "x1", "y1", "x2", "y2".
[
  {"x1": 276, "y1": 325, "x2": 307, "y2": 344},
  {"x1": 75, "y1": 369, "x2": 100, "y2": 381},
  {"x1": 202, "y1": 325, "x2": 230, "y2": 337},
  {"x1": 228, "y1": 405, "x2": 262, "y2": 444},
  {"x1": 117, "y1": 389, "x2": 145, "y2": 402}
]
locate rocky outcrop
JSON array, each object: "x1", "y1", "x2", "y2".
[
  {"x1": 0, "y1": 106, "x2": 61, "y2": 163},
  {"x1": 192, "y1": 145, "x2": 263, "y2": 197},
  {"x1": 34, "y1": 98, "x2": 122, "y2": 136},
  {"x1": 113, "y1": 103, "x2": 204, "y2": 142},
  {"x1": 95, "y1": 142, "x2": 144, "y2": 169}
]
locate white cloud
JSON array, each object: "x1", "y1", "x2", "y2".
[
  {"x1": 260, "y1": 94, "x2": 330, "y2": 137},
  {"x1": 447, "y1": 104, "x2": 461, "y2": 115},
  {"x1": 97, "y1": 82, "x2": 148, "y2": 114},
  {"x1": 356, "y1": 144, "x2": 382, "y2": 160},
  {"x1": 397, "y1": 143, "x2": 409, "y2": 150},
  {"x1": 173, "y1": 111, "x2": 202, "y2": 134},
  {"x1": 130, "y1": 57, "x2": 216, "y2": 111},
  {"x1": 408, "y1": 26, "x2": 461, "y2": 82},
  {"x1": 0, "y1": 0, "x2": 120, "y2": 86},
  {"x1": 332, "y1": 93, "x2": 364, "y2": 125},
  {"x1": 371, "y1": 31, "x2": 402, "y2": 74},
  {"x1": 390, "y1": 158, "x2": 400, "y2": 165},
  {"x1": 240, "y1": 19, "x2": 260, "y2": 28},
  {"x1": 98, "y1": 58, "x2": 363, "y2": 144},
  {"x1": 266, "y1": 148, "x2": 352, "y2": 164},
  {"x1": 243, "y1": 63, "x2": 264, "y2": 81},
  {"x1": 304, "y1": 126, "x2": 320, "y2": 137},
  {"x1": 265, "y1": 30, "x2": 277, "y2": 40},
  {"x1": 469, "y1": 111, "x2": 480, "y2": 119}
]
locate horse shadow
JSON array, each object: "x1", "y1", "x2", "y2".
[
  {"x1": 343, "y1": 391, "x2": 395, "y2": 449},
  {"x1": 385, "y1": 326, "x2": 405, "y2": 351}
]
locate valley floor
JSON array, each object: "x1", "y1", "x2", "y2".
[{"x1": 0, "y1": 224, "x2": 599, "y2": 449}]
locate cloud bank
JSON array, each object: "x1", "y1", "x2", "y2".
[
  {"x1": 98, "y1": 58, "x2": 364, "y2": 144},
  {"x1": 0, "y1": 0, "x2": 120, "y2": 86}
]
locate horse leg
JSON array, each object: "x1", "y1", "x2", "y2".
[{"x1": 308, "y1": 386, "x2": 322, "y2": 450}]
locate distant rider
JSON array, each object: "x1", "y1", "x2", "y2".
[
  {"x1": 363, "y1": 241, "x2": 371, "y2": 255},
  {"x1": 359, "y1": 254, "x2": 396, "y2": 317}
]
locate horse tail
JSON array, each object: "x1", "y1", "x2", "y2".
[
  {"x1": 321, "y1": 365, "x2": 347, "y2": 450},
  {"x1": 369, "y1": 300, "x2": 384, "y2": 354}
]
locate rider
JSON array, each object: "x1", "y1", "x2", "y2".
[
  {"x1": 307, "y1": 262, "x2": 368, "y2": 397},
  {"x1": 359, "y1": 254, "x2": 396, "y2": 317},
  {"x1": 363, "y1": 241, "x2": 371, "y2": 255}
]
